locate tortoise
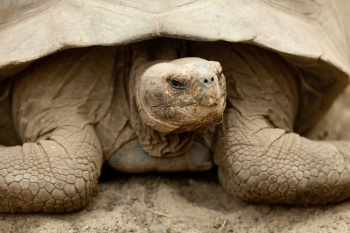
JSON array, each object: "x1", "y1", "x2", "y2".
[{"x1": 0, "y1": 0, "x2": 350, "y2": 213}]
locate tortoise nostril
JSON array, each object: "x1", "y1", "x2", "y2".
[{"x1": 204, "y1": 77, "x2": 215, "y2": 84}]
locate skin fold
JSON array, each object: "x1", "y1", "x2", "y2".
[
  {"x1": 0, "y1": 39, "x2": 226, "y2": 212},
  {"x1": 0, "y1": 47, "x2": 116, "y2": 212},
  {"x1": 0, "y1": 39, "x2": 350, "y2": 213},
  {"x1": 190, "y1": 42, "x2": 350, "y2": 205}
]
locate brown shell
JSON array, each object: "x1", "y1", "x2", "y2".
[{"x1": 0, "y1": 0, "x2": 350, "y2": 133}]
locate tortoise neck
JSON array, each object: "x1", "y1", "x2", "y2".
[{"x1": 128, "y1": 39, "x2": 196, "y2": 157}]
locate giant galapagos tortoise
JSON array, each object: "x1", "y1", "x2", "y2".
[{"x1": 0, "y1": 0, "x2": 350, "y2": 212}]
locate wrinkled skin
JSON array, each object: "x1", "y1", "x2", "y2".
[
  {"x1": 196, "y1": 43, "x2": 350, "y2": 205},
  {"x1": 0, "y1": 39, "x2": 226, "y2": 212},
  {"x1": 0, "y1": 39, "x2": 350, "y2": 213}
]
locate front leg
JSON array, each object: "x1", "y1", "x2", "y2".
[
  {"x1": 191, "y1": 42, "x2": 350, "y2": 205},
  {"x1": 0, "y1": 125, "x2": 102, "y2": 212},
  {"x1": 0, "y1": 46, "x2": 116, "y2": 212},
  {"x1": 217, "y1": 107, "x2": 350, "y2": 204},
  {"x1": 212, "y1": 43, "x2": 350, "y2": 204}
]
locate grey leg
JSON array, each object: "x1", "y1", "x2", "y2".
[
  {"x1": 190, "y1": 41, "x2": 350, "y2": 204},
  {"x1": 0, "y1": 125, "x2": 103, "y2": 212},
  {"x1": 0, "y1": 46, "x2": 116, "y2": 212}
]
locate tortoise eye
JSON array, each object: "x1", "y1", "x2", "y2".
[{"x1": 170, "y1": 79, "x2": 186, "y2": 89}]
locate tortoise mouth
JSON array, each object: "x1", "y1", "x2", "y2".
[
  {"x1": 158, "y1": 100, "x2": 219, "y2": 108},
  {"x1": 157, "y1": 90, "x2": 227, "y2": 108},
  {"x1": 147, "y1": 95, "x2": 226, "y2": 133}
]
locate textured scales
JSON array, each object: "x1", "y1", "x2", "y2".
[
  {"x1": 0, "y1": 0, "x2": 350, "y2": 213},
  {"x1": 197, "y1": 42, "x2": 350, "y2": 205}
]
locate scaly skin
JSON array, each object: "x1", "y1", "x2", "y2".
[
  {"x1": 190, "y1": 41, "x2": 350, "y2": 205},
  {"x1": 0, "y1": 47, "x2": 113, "y2": 212},
  {"x1": 0, "y1": 125, "x2": 102, "y2": 212},
  {"x1": 218, "y1": 114, "x2": 350, "y2": 204}
]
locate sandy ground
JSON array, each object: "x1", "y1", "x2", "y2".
[{"x1": 1, "y1": 88, "x2": 350, "y2": 233}]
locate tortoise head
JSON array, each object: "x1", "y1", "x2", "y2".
[{"x1": 137, "y1": 57, "x2": 227, "y2": 134}]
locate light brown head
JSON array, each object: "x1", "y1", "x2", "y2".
[{"x1": 137, "y1": 57, "x2": 226, "y2": 134}]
